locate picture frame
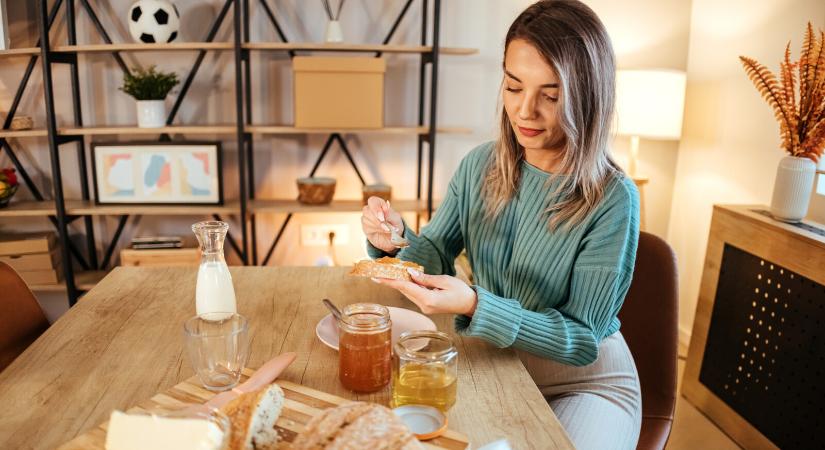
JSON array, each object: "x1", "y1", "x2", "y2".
[
  {"x1": 0, "y1": 0, "x2": 9, "y2": 51},
  {"x1": 91, "y1": 141, "x2": 223, "y2": 206}
]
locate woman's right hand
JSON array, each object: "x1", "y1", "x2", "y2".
[{"x1": 361, "y1": 196, "x2": 405, "y2": 254}]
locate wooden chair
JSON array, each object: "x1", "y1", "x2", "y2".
[
  {"x1": 0, "y1": 262, "x2": 50, "y2": 372},
  {"x1": 618, "y1": 232, "x2": 679, "y2": 450}
]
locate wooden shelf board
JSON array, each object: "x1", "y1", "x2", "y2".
[
  {"x1": 243, "y1": 42, "x2": 477, "y2": 55},
  {"x1": 46, "y1": 125, "x2": 471, "y2": 136},
  {"x1": 0, "y1": 201, "x2": 241, "y2": 217},
  {"x1": 247, "y1": 125, "x2": 472, "y2": 135},
  {"x1": 51, "y1": 42, "x2": 234, "y2": 53},
  {"x1": 0, "y1": 47, "x2": 40, "y2": 57},
  {"x1": 0, "y1": 129, "x2": 48, "y2": 138},
  {"x1": 65, "y1": 201, "x2": 240, "y2": 216},
  {"x1": 59, "y1": 125, "x2": 238, "y2": 136},
  {"x1": 249, "y1": 199, "x2": 436, "y2": 214},
  {"x1": 30, "y1": 270, "x2": 109, "y2": 292},
  {"x1": 0, "y1": 201, "x2": 56, "y2": 217}
]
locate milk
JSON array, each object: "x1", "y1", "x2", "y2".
[{"x1": 195, "y1": 261, "x2": 237, "y2": 316}]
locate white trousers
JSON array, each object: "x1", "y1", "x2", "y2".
[{"x1": 516, "y1": 332, "x2": 642, "y2": 450}]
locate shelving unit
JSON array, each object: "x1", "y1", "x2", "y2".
[{"x1": 0, "y1": 0, "x2": 472, "y2": 304}]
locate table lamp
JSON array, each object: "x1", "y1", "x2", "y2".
[{"x1": 615, "y1": 69, "x2": 687, "y2": 177}]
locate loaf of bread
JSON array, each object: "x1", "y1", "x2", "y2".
[
  {"x1": 291, "y1": 402, "x2": 424, "y2": 450},
  {"x1": 349, "y1": 257, "x2": 424, "y2": 281},
  {"x1": 220, "y1": 384, "x2": 285, "y2": 450}
]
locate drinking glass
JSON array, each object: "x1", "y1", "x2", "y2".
[{"x1": 184, "y1": 313, "x2": 250, "y2": 391}]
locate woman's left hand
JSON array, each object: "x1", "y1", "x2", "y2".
[{"x1": 373, "y1": 269, "x2": 478, "y2": 316}]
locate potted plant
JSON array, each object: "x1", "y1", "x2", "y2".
[
  {"x1": 0, "y1": 167, "x2": 19, "y2": 208},
  {"x1": 120, "y1": 66, "x2": 179, "y2": 128},
  {"x1": 740, "y1": 23, "x2": 825, "y2": 222}
]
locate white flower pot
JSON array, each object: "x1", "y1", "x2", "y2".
[
  {"x1": 136, "y1": 100, "x2": 166, "y2": 128},
  {"x1": 770, "y1": 155, "x2": 817, "y2": 222},
  {"x1": 325, "y1": 20, "x2": 343, "y2": 43}
]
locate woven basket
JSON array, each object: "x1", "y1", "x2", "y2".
[
  {"x1": 10, "y1": 116, "x2": 34, "y2": 131},
  {"x1": 297, "y1": 177, "x2": 336, "y2": 205}
]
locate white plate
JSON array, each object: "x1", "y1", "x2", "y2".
[{"x1": 315, "y1": 306, "x2": 437, "y2": 351}]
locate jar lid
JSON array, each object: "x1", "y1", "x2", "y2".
[{"x1": 392, "y1": 405, "x2": 448, "y2": 440}]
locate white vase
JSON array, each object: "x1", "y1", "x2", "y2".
[
  {"x1": 136, "y1": 100, "x2": 166, "y2": 128},
  {"x1": 325, "y1": 20, "x2": 343, "y2": 43},
  {"x1": 770, "y1": 155, "x2": 817, "y2": 222}
]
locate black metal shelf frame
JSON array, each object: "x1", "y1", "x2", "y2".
[
  {"x1": 0, "y1": 0, "x2": 444, "y2": 305},
  {"x1": 248, "y1": 0, "x2": 442, "y2": 265}
]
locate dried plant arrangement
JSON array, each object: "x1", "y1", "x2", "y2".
[{"x1": 740, "y1": 22, "x2": 825, "y2": 163}]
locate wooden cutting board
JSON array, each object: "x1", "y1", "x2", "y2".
[{"x1": 58, "y1": 367, "x2": 469, "y2": 450}]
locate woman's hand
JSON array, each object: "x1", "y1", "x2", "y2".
[
  {"x1": 373, "y1": 269, "x2": 478, "y2": 316},
  {"x1": 361, "y1": 197, "x2": 404, "y2": 254}
]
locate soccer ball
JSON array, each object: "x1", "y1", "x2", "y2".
[{"x1": 128, "y1": 0, "x2": 180, "y2": 44}]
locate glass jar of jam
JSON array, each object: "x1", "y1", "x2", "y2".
[
  {"x1": 338, "y1": 303, "x2": 392, "y2": 392},
  {"x1": 392, "y1": 330, "x2": 458, "y2": 412}
]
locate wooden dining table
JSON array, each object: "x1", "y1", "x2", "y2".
[{"x1": 0, "y1": 266, "x2": 574, "y2": 450}]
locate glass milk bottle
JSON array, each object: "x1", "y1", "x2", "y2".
[{"x1": 192, "y1": 221, "x2": 237, "y2": 316}]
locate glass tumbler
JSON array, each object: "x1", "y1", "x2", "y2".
[
  {"x1": 184, "y1": 312, "x2": 250, "y2": 391},
  {"x1": 392, "y1": 330, "x2": 458, "y2": 412}
]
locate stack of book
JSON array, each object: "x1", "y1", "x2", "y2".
[
  {"x1": 120, "y1": 236, "x2": 199, "y2": 267},
  {"x1": 0, "y1": 232, "x2": 61, "y2": 286}
]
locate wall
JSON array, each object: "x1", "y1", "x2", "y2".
[
  {"x1": 667, "y1": 0, "x2": 825, "y2": 344},
  {"x1": 0, "y1": 0, "x2": 692, "y2": 316}
]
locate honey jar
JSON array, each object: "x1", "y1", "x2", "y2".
[
  {"x1": 392, "y1": 330, "x2": 458, "y2": 412},
  {"x1": 338, "y1": 303, "x2": 392, "y2": 392}
]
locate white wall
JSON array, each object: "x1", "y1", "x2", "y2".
[
  {"x1": 0, "y1": 0, "x2": 692, "y2": 314},
  {"x1": 667, "y1": 0, "x2": 825, "y2": 343}
]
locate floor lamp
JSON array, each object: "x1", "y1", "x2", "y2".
[{"x1": 616, "y1": 69, "x2": 687, "y2": 178}]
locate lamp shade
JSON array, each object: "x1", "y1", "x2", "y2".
[{"x1": 616, "y1": 69, "x2": 687, "y2": 140}]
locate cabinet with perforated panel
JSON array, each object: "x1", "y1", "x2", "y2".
[{"x1": 683, "y1": 205, "x2": 825, "y2": 450}]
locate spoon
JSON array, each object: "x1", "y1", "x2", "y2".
[
  {"x1": 383, "y1": 201, "x2": 410, "y2": 248},
  {"x1": 322, "y1": 298, "x2": 343, "y2": 322}
]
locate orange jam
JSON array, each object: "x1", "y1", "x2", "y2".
[{"x1": 338, "y1": 303, "x2": 392, "y2": 392}]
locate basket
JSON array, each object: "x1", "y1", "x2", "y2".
[{"x1": 297, "y1": 177, "x2": 336, "y2": 205}]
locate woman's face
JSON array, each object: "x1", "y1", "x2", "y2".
[{"x1": 502, "y1": 39, "x2": 563, "y2": 151}]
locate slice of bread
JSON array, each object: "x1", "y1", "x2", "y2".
[
  {"x1": 220, "y1": 384, "x2": 285, "y2": 450},
  {"x1": 291, "y1": 402, "x2": 424, "y2": 450},
  {"x1": 349, "y1": 257, "x2": 424, "y2": 281}
]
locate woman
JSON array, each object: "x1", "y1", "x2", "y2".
[{"x1": 362, "y1": 1, "x2": 640, "y2": 448}]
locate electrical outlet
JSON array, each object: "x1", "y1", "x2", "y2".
[{"x1": 300, "y1": 224, "x2": 350, "y2": 246}]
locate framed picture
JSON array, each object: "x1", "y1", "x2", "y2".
[
  {"x1": 0, "y1": 0, "x2": 9, "y2": 51},
  {"x1": 91, "y1": 142, "x2": 223, "y2": 205}
]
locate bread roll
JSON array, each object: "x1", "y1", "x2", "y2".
[
  {"x1": 291, "y1": 402, "x2": 423, "y2": 450},
  {"x1": 220, "y1": 384, "x2": 285, "y2": 450},
  {"x1": 350, "y1": 257, "x2": 424, "y2": 281}
]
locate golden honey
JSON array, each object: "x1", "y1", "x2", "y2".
[
  {"x1": 392, "y1": 362, "x2": 457, "y2": 411},
  {"x1": 338, "y1": 303, "x2": 392, "y2": 392},
  {"x1": 391, "y1": 330, "x2": 458, "y2": 412}
]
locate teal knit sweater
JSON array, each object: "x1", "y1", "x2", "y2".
[{"x1": 368, "y1": 142, "x2": 640, "y2": 366}]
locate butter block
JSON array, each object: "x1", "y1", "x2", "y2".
[{"x1": 105, "y1": 410, "x2": 225, "y2": 450}]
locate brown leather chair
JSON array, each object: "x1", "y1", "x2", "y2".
[
  {"x1": 618, "y1": 232, "x2": 679, "y2": 450},
  {"x1": 0, "y1": 262, "x2": 50, "y2": 372}
]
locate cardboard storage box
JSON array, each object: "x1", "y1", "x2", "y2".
[
  {"x1": 0, "y1": 232, "x2": 62, "y2": 286},
  {"x1": 18, "y1": 266, "x2": 62, "y2": 285},
  {"x1": 0, "y1": 248, "x2": 60, "y2": 272},
  {"x1": 293, "y1": 56, "x2": 386, "y2": 129},
  {"x1": 0, "y1": 232, "x2": 56, "y2": 256},
  {"x1": 120, "y1": 248, "x2": 200, "y2": 267}
]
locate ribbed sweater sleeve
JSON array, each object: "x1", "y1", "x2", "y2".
[{"x1": 455, "y1": 178, "x2": 640, "y2": 366}]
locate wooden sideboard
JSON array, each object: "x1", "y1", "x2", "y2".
[{"x1": 683, "y1": 205, "x2": 825, "y2": 450}]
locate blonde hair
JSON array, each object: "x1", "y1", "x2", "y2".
[{"x1": 483, "y1": 0, "x2": 623, "y2": 229}]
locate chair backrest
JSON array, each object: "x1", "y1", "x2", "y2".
[
  {"x1": 0, "y1": 262, "x2": 50, "y2": 372},
  {"x1": 618, "y1": 232, "x2": 679, "y2": 422}
]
